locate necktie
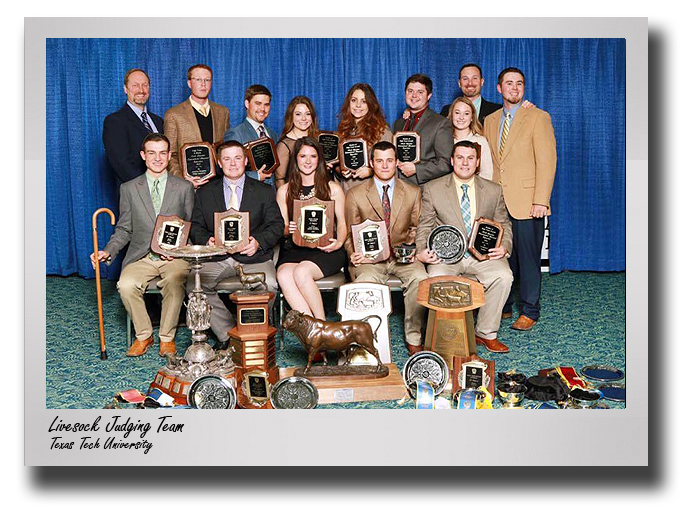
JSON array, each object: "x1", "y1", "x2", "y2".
[
  {"x1": 499, "y1": 112, "x2": 511, "y2": 159},
  {"x1": 258, "y1": 125, "x2": 267, "y2": 138},
  {"x1": 382, "y1": 184, "x2": 391, "y2": 236},
  {"x1": 141, "y1": 111, "x2": 153, "y2": 133},
  {"x1": 460, "y1": 184, "x2": 471, "y2": 258},
  {"x1": 228, "y1": 183, "x2": 239, "y2": 210},
  {"x1": 148, "y1": 179, "x2": 163, "y2": 260}
]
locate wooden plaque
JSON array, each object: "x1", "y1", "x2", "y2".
[
  {"x1": 318, "y1": 131, "x2": 340, "y2": 166},
  {"x1": 180, "y1": 142, "x2": 217, "y2": 181},
  {"x1": 214, "y1": 209, "x2": 250, "y2": 254},
  {"x1": 338, "y1": 137, "x2": 368, "y2": 174},
  {"x1": 351, "y1": 219, "x2": 390, "y2": 263},
  {"x1": 453, "y1": 354, "x2": 495, "y2": 398},
  {"x1": 244, "y1": 136, "x2": 280, "y2": 173},
  {"x1": 393, "y1": 131, "x2": 421, "y2": 164},
  {"x1": 150, "y1": 214, "x2": 191, "y2": 257},
  {"x1": 292, "y1": 197, "x2": 335, "y2": 248},
  {"x1": 468, "y1": 217, "x2": 503, "y2": 261}
]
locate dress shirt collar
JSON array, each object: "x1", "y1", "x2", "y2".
[
  {"x1": 374, "y1": 176, "x2": 396, "y2": 204},
  {"x1": 246, "y1": 117, "x2": 267, "y2": 136},
  {"x1": 189, "y1": 96, "x2": 210, "y2": 117}
]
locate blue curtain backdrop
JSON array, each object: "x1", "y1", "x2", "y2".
[{"x1": 46, "y1": 38, "x2": 625, "y2": 279}]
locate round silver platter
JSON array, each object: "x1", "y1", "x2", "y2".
[
  {"x1": 580, "y1": 364, "x2": 625, "y2": 383},
  {"x1": 188, "y1": 375, "x2": 237, "y2": 409},
  {"x1": 428, "y1": 225, "x2": 466, "y2": 264},
  {"x1": 270, "y1": 376, "x2": 319, "y2": 409},
  {"x1": 403, "y1": 351, "x2": 449, "y2": 398},
  {"x1": 597, "y1": 384, "x2": 625, "y2": 403},
  {"x1": 168, "y1": 244, "x2": 228, "y2": 261}
]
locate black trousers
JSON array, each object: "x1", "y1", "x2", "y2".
[{"x1": 504, "y1": 216, "x2": 545, "y2": 320}]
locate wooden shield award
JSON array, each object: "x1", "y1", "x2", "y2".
[
  {"x1": 453, "y1": 354, "x2": 495, "y2": 399},
  {"x1": 214, "y1": 209, "x2": 250, "y2": 254},
  {"x1": 150, "y1": 215, "x2": 191, "y2": 257},
  {"x1": 468, "y1": 218, "x2": 503, "y2": 261},
  {"x1": 244, "y1": 136, "x2": 280, "y2": 173},
  {"x1": 393, "y1": 131, "x2": 421, "y2": 164},
  {"x1": 351, "y1": 218, "x2": 390, "y2": 263},
  {"x1": 318, "y1": 131, "x2": 340, "y2": 166},
  {"x1": 292, "y1": 197, "x2": 335, "y2": 248},
  {"x1": 339, "y1": 137, "x2": 368, "y2": 174},
  {"x1": 180, "y1": 142, "x2": 217, "y2": 181}
]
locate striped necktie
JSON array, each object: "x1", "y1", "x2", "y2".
[
  {"x1": 499, "y1": 112, "x2": 511, "y2": 159},
  {"x1": 141, "y1": 111, "x2": 154, "y2": 133},
  {"x1": 460, "y1": 183, "x2": 471, "y2": 258},
  {"x1": 258, "y1": 125, "x2": 267, "y2": 138}
]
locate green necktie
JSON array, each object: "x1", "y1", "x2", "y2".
[{"x1": 148, "y1": 179, "x2": 163, "y2": 261}]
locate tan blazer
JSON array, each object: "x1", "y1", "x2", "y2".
[
  {"x1": 344, "y1": 178, "x2": 421, "y2": 257},
  {"x1": 163, "y1": 99, "x2": 230, "y2": 177},
  {"x1": 483, "y1": 106, "x2": 557, "y2": 220},
  {"x1": 415, "y1": 174, "x2": 512, "y2": 255}
]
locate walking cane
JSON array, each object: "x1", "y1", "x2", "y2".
[{"x1": 92, "y1": 208, "x2": 116, "y2": 360}]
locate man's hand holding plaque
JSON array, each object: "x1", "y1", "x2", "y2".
[
  {"x1": 467, "y1": 218, "x2": 504, "y2": 261},
  {"x1": 245, "y1": 136, "x2": 280, "y2": 181},
  {"x1": 180, "y1": 142, "x2": 217, "y2": 188},
  {"x1": 350, "y1": 219, "x2": 390, "y2": 264},
  {"x1": 292, "y1": 197, "x2": 335, "y2": 249},
  {"x1": 393, "y1": 131, "x2": 421, "y2": 164},
  {"x1": 214, "y1": 209, "x2": 250, "y2": 255}
]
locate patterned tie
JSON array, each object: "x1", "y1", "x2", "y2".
[
  {"x1": 148, "y1": 179, "x2": 163, "y2": 260},
  {"x1": 499, "y1": 112, "x2": 511, "y2": 159},
  {"x1": 141, "y1": 111, "x2": 154, "y2": 133},
  {"x1": 228, "y1": 183, "x2": 239, "y2": 210},
  {"x1": 258, "y1": 125, "x2": 267, "y2": 138},
  {"x1": 460, "y1": 184, "x2": 471, "y2": 258},
  {"x1": 381, "y1": 185, "x2": 391, "y2": 232}
]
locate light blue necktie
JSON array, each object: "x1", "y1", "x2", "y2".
[{"x1": 460, "y1": 183, "x2": 471, "y2": 259}]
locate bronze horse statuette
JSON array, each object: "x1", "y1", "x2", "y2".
[
  {"x1": 235, "y1": 264, "x2": 268, "y2": 292},
  {"x1": 283, "y1": 309, "x2": 388, "y2": 378}
]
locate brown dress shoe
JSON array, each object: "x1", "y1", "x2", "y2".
[
  {"x1": 501, "y1": 311, "x2": 512, "y2": 319},
  {"x1": 406, "y1": 343, "x2": 423, "y2": 356},
  {"x1": 475, "y1": 336, "x2": 509, "y2": 353},
  {"x1": 511, "y1": 315, "x2": 537, "y2": 331},
  {"x1": 127, "y1": 335, "x2": 153, "y2": 357},
  {"x1": 159, "y1": 340, "x2": 177, "y2": 357}
]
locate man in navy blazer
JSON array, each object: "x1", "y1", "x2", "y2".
[
  {"x1": 223, "y1": 84, "x2": 279, "y2": 187},
  {"x1": 188, "y1": 140, "x2": 284, "y2": 348},
  {"x1": 103, "y1": 69, "x2": 164, "y2": 184},
  {"x1": 439, "y1": 63, "x2": 502, "y2": 124}
]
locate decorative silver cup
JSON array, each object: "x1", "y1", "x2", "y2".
[{"x1": 393, "y1": 242, "x2": 417, "y2": 264}]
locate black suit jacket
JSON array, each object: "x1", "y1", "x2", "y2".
[
  {"x1": 103, "y1": 103, "x2": 164, "y2": 184},
  {"x1": 190, "y1": 175, "x2": 284, "y2": 265},
  {"x1": 440, "y1": 97, "x2": 503, "y2": 124}
]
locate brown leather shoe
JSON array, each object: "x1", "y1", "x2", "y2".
[
  {"x1": 475, "y1": 336, "x2": 509, "y2": 353},
  {"x1": 127, "y1": 335, "x2": 153, "y2": 357},
  {"x1": 159, "y1": 340, "x2": 177, "y2": 357},
  {"x1": 406, "y1": 343, "x2": 423, "y2": 356},
  {"x1": 501, "y1": 311, "x2": 512, "y2": 319},
  {"x1": 511, "y1": 315, "x2": 537, "y2": 331}
]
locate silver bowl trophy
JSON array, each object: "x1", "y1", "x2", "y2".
[
  {"x1": 428, "y1": 225, "x2": 466, "y2": 264},
  {"x1": 393, "y1": 242, "x2": 417, "y2": 264}
]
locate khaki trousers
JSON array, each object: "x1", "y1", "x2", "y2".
[
  {"x1": 117, "y1": 257, "x2": 190, "y2": 342},
  {"x1": 353, "y1": 259, "x2": 428, "y2": 345},
  {"x1": 427, "y1": 256, "x2": 513, "y2": 340}
]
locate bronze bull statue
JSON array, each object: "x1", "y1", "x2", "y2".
[{"x1": 283, "y1": 309, "x2": 386, "y2": 373}]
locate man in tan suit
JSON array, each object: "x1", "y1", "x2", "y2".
[
  {"x1": 483, "y1": 67, "x2": 557, "y2": 331},
  {"x1": 416, "y1": 141, "x2": 513, "y2": 353},
  {"x1": 345, "y1": 141, "x2": 427, "y2": 355},
  {"x1": 164, "y1": 63, "x2": 230, "y2": 187}
]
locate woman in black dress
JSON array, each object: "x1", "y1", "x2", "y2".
[
  {"x1": 275, "y1": 95, "x2": 319, "y2": 188},
  {"x1": 276, "y1": 137, "x2": 347, "y2": 320}
]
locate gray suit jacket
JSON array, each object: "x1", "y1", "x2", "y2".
[
  {"x1": 104, "y1": 174, "x2": 195, "y2": 267},
  {"x1": 416, "y1": 174, "x2": 512, "y2": 255},
  {"x1": 223, "y1": 119, "x2": 279, "y2": 185},
  {"x1": 392, "y1": 107, "x2": 454, "y2": 185}
]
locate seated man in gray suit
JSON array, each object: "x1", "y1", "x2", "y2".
[
  {"x1": 393, "y1": 73, "x2": 453, "y2": 185},
  {"x1": 223, "y1": 84, "x2": 279, "y2": 187},
  {"x1": 415, "y1": 140, "x2": 513, "y2": 353},
  {"x1": 90, "y1": 134, "x2": 194, "y2": 357}
]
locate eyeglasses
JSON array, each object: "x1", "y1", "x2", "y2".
[{"x1": 191, "y1": 78, "x2": 211, "y2": 84}]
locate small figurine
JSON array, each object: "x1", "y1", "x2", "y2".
[{"x1": 235, "y1": 264, "x2": 268, "y2": 291}]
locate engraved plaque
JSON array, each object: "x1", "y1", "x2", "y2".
[
  {"x1": 428, "y1": 225, "x2": 466, "y2": 264},
  {"x1": 292, "y1": 197, "x2": 335, "y2": 248},
  {"x1": 318, "y1": 131, "x2": 340, "y2": 165},
  {"x1": 245, "y1": 371, "x2": 270, "y2": 403},
  {"x1": 245, "y1": 136, "x2": 280, "y2": 172},
  {"x1": 351, "y1": 219, "x2": 390, "y2": 263},
  {"x1": 468, "y1": 218, "x2": 503, "y2": 261},
  {"x1": 150, "y1": 214, "x2": 191, "y2": 257},
  {"x1": 427, "y1": 281, "x2": 472, "y2": 308},
  {"x1": 240, "y1": 307, "x2": 266, "y2": 325},
  {"x1": 393, "y1": 131, "x2": 421, "y2": 163},
  {"x1": 339, "y1": 138, "x2": 368, "y2": 173},
  {"x1": 180, "y1": 142, "x2": 217, "y2": 181},
  {"x1": 214, "y1": 209, "x2": 250, "y2": 254}
]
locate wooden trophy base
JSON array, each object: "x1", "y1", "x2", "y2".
[
  {"x1": 150, "y1": 368, "x2": 237, "y2": 406},
  {"x1": 234, "y1": 366, "x2": 279, "y2": 409},
  {"x1": 424, "y1": 309, "x2": 478, "y2": 371},
  {"x1": 228, "y1": 325, "x2": 278, "y2": 409},
  {"x1": 279, "y1": 363, "x2": 405, "y2": 404}
]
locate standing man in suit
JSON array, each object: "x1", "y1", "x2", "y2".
[
  {"x1": 164, "y1": 64, "x2": 230, "y2": 187},
  {"x1": 223, "y1": 84, "x2": 279, "y2": 186},
  {"x1": 103, "y1": 68, "x2": 164, "y2": 184},
  {"x1": 416, "y1": 141, "x2": 513, "y2": 353},
  {"x1": 484, "y1": 67, "x2": 557, "y2": 331},
  {"x1": 90, "y1": 134, "x2": 194, "y2": 357},
  {"x1": 188, "y1": 140, "x2": 284, "y2": 349},
  {"x1": 393, "y1": 74, "x2": 453, "y2": 185},
  {"x1": 440, "y1": 63, "x2": 502, "y2": 124},
  {"x1": 345, "y1": 141, "x2": 428, "y2": 355}
]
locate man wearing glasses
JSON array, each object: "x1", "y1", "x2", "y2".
[{"x1": 164, "y1": 64, "x2": 230, "y2": 187}]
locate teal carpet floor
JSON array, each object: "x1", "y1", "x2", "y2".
[{"x1": 46, "y1": 272, "x2": 625, "y2": 409}]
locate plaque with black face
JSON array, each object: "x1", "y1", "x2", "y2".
[
  {"x1": 240, "y1": 307, "x2": 266, "y2": 325},
  {"x1": 150, "y1": 214, "x2": 191, "y2": 257},
  {"x1": 180, "y1": 142, "x2": 217, "y2": 181},
  {"x1": 318, "y1": 132, "x2": 340, "y2": 165},
  {"x1": 468, "y1": 218, "x2": 503, "y2": 261},
  {"x1": 245, "y1": 136, "x2": 280, "y2": 173},
  {"x1": 393, "y1": 131, "x2": 421, "y2": 163},
  {"x1": 214, "y1": 209, "x2": 250, "y2": 254},
  {"x1": 428, "y1": 225, "x2": 466, "y2": 264},
  {"x1": 245, "y1": 372, "x2": 270, "y2": 403},
  {"x1": 464, "y1": 364, "x2": 484, "y2": 390},
  {"x1": 292, "y1": 197, "x2": 335, "y2": 248},
  {"x1": 351, "y1": 219, "x2": 390, "y2": 263},
  {"x1": 339, "y1": 138, "x2": 368, "y2": 174},
  {"x1": 303, "y1": 208, "x2": 324, "y2": 235}
]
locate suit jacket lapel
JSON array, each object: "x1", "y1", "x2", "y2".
[
  {"x1": 159, "y1": 177, "x2": 176, "y2": 216},
  {"x1": 365, "y1": 181, "x2": 385, "y2": 220},
  {"x1": 238, "y1": 176, "x2": 252, "y2": 212},
  {"x1": 500, "y1": 107, "x2": 529, "y2": 163},
  {"x1": 473, "y1": 176, "x2": 485, "y2": 220},
  {"x1": 445, "y1": 175, "x2": 467, "y2": 234},
  {"x1": 413, "y1": 108, "x2": 433, "y2": 133},
  {"x1": 390, "y1": 180, "x2": 405, "y2": 232},
  {"x1": 136, "y1": 176, "x2": 157, "y2": 223},
  {"x1": 185, "y1": 102, "x2": 202, "y2": 142}
]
